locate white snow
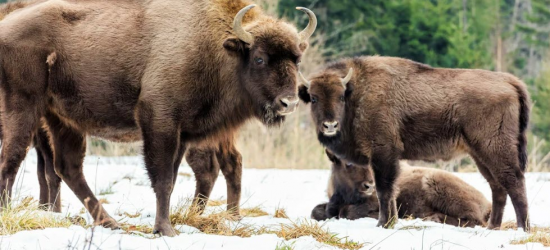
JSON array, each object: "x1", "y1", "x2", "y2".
[{"x1": 2, "y1": 149, "x2": 549, "y2": 250}]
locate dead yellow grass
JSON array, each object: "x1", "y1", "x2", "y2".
[
  {"x1": 241, "y1": 206, "x2": 269, "y2": 217},
  {"x1": 168, "y1": 198, "x2": 363, "y2": 249},
  {"x1": 120, "y1": 223, "x2": 154, "y2": 234},
  {"x1": 501, "y1": 221, "x2": 550, "y2": 247},
  {"x1": 274, "y1": 207, "x2": 289, "y2": 219},
  {"x1": 274, "y1": 220, "x2": 364, "y2": 250},
  {"x1": 207, "y1": 199, "x2": 226, "y2": 206},
  {"x1": 0, "y1": 197, "x2": 72, "y2": 235}
]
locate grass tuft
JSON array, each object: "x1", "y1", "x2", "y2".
[
  {"x1": 274, "y1": 219, "x2": 364, "y2": 250},
  {"x1": 0, "y1": 197, "x2": 73, "y2": 235},
  {"x1": 241, "y1": 206, "x2": 269, "y2": 217},
  {"x1": 502, "y1": 221, "x2": 550, "y2": 247},
  {"x1": 274, "y1": 207, "x2": 289, "y2": 219},
  {"x1": 207, "y1": 199, "x2": 226, "y2": 207}
]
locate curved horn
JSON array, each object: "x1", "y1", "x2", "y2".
[
  {"x1": 233, "y1": 4, "x2": 256, "y2": 44},
  {"x1": 296, "y1": 7, "x2": 317, "y2": 42},
  {"x1": 341, "y1": 68, "x2": 353, "y2": 88},
  {"x1": 298, "y1": 71, "x2": 311, "y2": 89}
]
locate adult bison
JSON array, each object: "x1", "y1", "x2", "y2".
[
  {"x1": 312, "y1": 150, "x2": 492, "y2": 227},
  {"x1": 298, "y1": 56, "x2": 530, "y2": 230},
  {"x1": 0, "y1": 0, "x2": 316, "y2": 236}
]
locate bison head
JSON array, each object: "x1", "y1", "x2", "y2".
[
  {"x1": 223, "y1": 5, "x2": 316, "y2": 125},
  {"x1": 326, "y1": 149, "x2": 375, "y2": 198},
  {"x1": 298, "y1": 68, "x2": 353, "y2": 138}
]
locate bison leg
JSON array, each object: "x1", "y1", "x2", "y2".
[
  {"x1": 470, "y1": 156, "x2": 507, "y2": 229},
  {"x1": 46, "y1": 114, "x2": 117, "y2": 228},
  {"x1": 0, "y1": 101, "x2": 39, "y2": 209},
  {"x1": 371, "y1": 148, "x2": 400, "y2": 228},
  {"x1": 218, "y1": 141, "x2": 242, "y2": 216},
  {"x1": 311, "y1": 203, "x2": 328, "y2": 221},
  {"x1": 35, "y1": 128, "x2": 61, "y2": 212},
  {"x1": 35, "y1": 145, "x2": 49, "y2": 209},
  {"x1": 137, "y1": 104, "x2": 182, "y2": 237},
  {"x1": 186, "y1": 147, "x2": 220, "y2": 213}
]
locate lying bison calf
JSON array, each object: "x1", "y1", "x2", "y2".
[
  {"x1": 298, "y1": 56, "x2": 530, "y2": 230},
  {"x1": 312, "y1": 150, "x2": 491, "y2": 227}
]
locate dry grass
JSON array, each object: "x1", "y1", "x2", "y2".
[
  {"x1": 0, "y1": 197, "x2": 72, "y2": 235},
  {"x1": 274, "y1": 207, "x2": 289, "y2": 219},
  {"x1": 501, "y1": 221, "x2": 550, "y2": 247},
  {"x1": 120, "y1": 223, "x2": 154, "y2": 235},
  {"x1": 274, "y1": 219, "x2": 364, "y2": 250},
  {"x1": 240, "y1": 206, "x2": 269, "y2": 217},
  {"x1": 207, "y1": 199, "x2": 226, "y2": 207},
  {"x1": 178, "y1": 172, "x2": 192, "y2": 178}
]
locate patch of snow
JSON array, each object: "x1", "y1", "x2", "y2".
[{"x1": 2, "y1": 150, "x2": 549, "y2": 249}]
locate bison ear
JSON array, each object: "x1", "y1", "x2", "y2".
[
  {"x1": 299, "y1": 41, "x2": 309, "y2": 52},
  {"x1": 325, "y1": 149, "x2": 340, "y2": 164},
  {"x1": 298, "y1": 84, "x2": 311, "y2": 103},
  {"x1": 344, "y1": 82, "x2": 354, "y2": 99},
  {"x1": 223, "y1": 38, "x2": 247, "y2": 55}
]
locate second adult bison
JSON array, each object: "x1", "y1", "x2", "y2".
[{"x1": 298, "y1": 56, "x2": 530, "y2": 230}]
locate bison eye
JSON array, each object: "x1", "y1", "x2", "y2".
[
  {"x1": 311, "y1": 96, "x2": 317, "y2": 104},
  {"x1": 345, "y1": 163, "x2": 353, "y2": 168},
  {"x1": 254, "y1": 57, "x2": 264, "y2": 65},
  {"x1": 340, "y1": 95, "x2": 345, "y2": 102}
]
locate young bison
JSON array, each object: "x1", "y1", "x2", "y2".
[
  {"x1": 298, "y1": 56, "x2": 530, "y2": 230},
  {"x1": 312, "y1": 150, "x2": 491, "y2": 227}
]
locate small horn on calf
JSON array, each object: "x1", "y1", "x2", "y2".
[
  {"x1": 341, "y1": 68, "x2": 353, "y2": 89},
  {"x1": 296, "y1": 7, "x2": 317, "y2": 42},
  {"x1": 298, "y1": 71, "x2": 311, "y2": 89},
  {"x1": 233, "y1": 4, "x2": 256, "y2": 44}
]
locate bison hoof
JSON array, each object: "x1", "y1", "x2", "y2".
[
  {"x1": 97, "y1": 217, "x2": 120, "y2": 230},
  {"x1": 153, "y1": 223, "x2": 178, "y2": 237},
  {"x1": 227, "y1": 212, "x2": 242, "y2": 221},
  {"x1": 377, "y1": 217, "x2": 397, "y2": 229}
]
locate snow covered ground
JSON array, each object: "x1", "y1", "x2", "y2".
[{"x1": 2, "y1": 150, "x2": 550, "y2": 250}]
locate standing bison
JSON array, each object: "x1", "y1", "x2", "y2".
[
  {"x1": 298, "y1": 56, "x2": 530, "y2": 230},
  {"x1": 0, "y1": 0, "x2": 316, "y2": 236}
]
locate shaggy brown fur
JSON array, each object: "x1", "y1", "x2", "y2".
[
  {"x1": 299, "y1": 56, "x2": 530, "y2": 230},
  {"x1": 0, "y1": 0, "x2": 315, "y2": 236},
  {"x1": 0, "y1": 0, "x2": 61, "y2": 213},
  {"x1": 312, "y1": 154, "x2": 492, "y2": 227}
]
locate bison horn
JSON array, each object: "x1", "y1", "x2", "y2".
[
  {"x1": 233, "y1": 4, "x2": 256, "y2": 45},
  {"x1": 341, "y1": 68, "x2": 353, "y2": 88},
  {"x1": 298, "y1": 71, "x2": 311, "y2": 89},
  {"x1": 296, "y1": 7, "x2": 317, "y2": 42}
]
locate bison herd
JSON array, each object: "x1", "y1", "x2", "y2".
[{"x1": 0, "y1": 0, "x2": 530, "y2": 237}]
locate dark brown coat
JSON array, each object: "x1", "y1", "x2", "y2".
[
  {"x1": 0, "y1": 0, "x2": 316, "y2": 236},
  {"x1": 299, "y1": 56, "x2": 530, "y2": 230},
  {"x1": 0, "y1": 0, "x2": 61, "y2": 213},
  {"x1": 312, "y1": 154, "x2": 492, "y2": 227}
]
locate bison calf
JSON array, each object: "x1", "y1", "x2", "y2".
[
  {"x1": 299, "y1": 56, "x2": 530, "y2": 230},
  {"x1": 312, "y1": 150, "x2": 491, "y2": 227}
]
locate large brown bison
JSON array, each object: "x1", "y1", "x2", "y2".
[
  {"x1": 0, "y1": 0, "x2": 316, "y2": 236},
  {"x1": 298, "y1": 56, "x2": 530, "y2": 230},
  {"x1": 312, "y1": 150, "x2": 492, "y2": 227}
]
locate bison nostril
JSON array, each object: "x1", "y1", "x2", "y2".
[
  {"x1": 280, "y1": 99, "x2": 288, "y2": 108},
  {"x1": 333, "y1": 122, "x2": 339, "y2": 128}
]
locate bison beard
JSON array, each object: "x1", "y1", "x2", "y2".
[{"x1": 0, "y1": 0, "x2": 316, "y2": 236}]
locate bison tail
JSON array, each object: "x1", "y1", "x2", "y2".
[{"x1": 510, "y1": 78, "x2": 530, "y2": 172}]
